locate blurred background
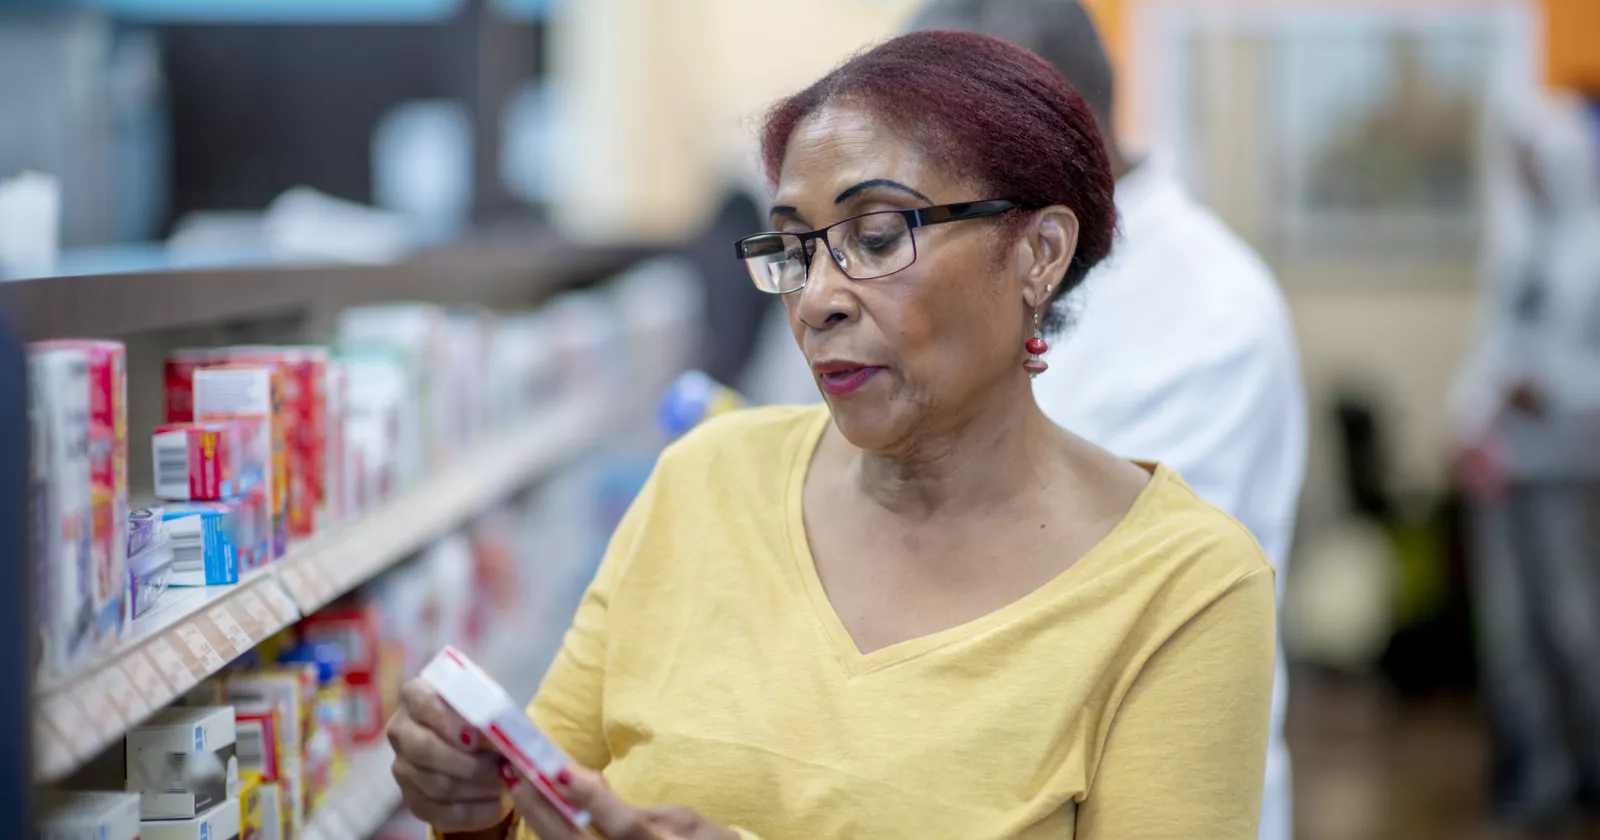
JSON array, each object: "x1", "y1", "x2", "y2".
[{"x1": 3, "y1": 0, "x2": 1599, "y2": 838}]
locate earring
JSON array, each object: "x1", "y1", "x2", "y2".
[{"x1": 1024, "y1": 291, "x2": 1050, "y2": 378}]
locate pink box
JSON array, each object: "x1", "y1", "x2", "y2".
[{"x1": 152, "y1": 420, "x2": 262, "y2": 501}]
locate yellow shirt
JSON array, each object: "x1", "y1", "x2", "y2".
[{"x1": 525, "y1": 405, "x2": 1276, "y2": 840}]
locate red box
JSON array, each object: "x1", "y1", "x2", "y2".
[
  {"x1": 164, "y1": 348, "x2": 226, "y2": 424},
  {"x1": 31, "y1": 339, "x2": 127, "y2": 646},
  {"x1": 341, "y1": 670, "x2": 386, "y2": 744},
  {"x1": 223, "y1": 348, "x2": 328, "y2": 538},
  {"x1": 152, "y1": 420, "x2": 262, "y2": 501},
  {"x1": 235, "y1": 705, "x2": 284, "y2": 783},
  {"x1": 300, "y1": 605, "x2": 381, "y2": 673}
]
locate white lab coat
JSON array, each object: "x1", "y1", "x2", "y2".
[
  {"x1": 739, "y1": 159, "x2": 1309, "y2": 840},
  {"x1": 1033, "y1": 159, "x2": 1307, "y2": 840},
  {"x1": 1451, "y1": 93, "x2": 1600, "y2": 478}
]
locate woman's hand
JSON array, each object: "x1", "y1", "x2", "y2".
[
  {"x1": 387, "y1": 678, "x2": 513, "y2": 834},
  {"x1": 510, "y1": 766, "x2": 739, "y2": 840}
]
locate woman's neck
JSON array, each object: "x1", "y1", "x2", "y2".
[{"x1": 842, "y1": 380, "x2": 1062, "y2": 521}]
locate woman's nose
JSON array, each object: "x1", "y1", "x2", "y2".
[{"x1": 795, "y1": 243, "x2": 859, "y2": 330}]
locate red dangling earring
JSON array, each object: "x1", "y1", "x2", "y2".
[{"x1": 1024, "y1": 286, "x2": 1050, "y2": 378}]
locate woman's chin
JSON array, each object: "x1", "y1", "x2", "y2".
[{"x1": 825, "y1": 401, "x2": 904, "y2": 453}]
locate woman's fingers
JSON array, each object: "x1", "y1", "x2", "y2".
[
  {"x1": 508, "y1": 769, "x2": 585, "y2": 840},
  {"x1": 393, "y1": 756, "x2": 510, "y2": 832},
  {"x1": 398, "y1": 678, "x2": 485, "y2": 749},
  {"x1": 387, "y1": 712, "x2": 503, "y2": 784},
  {"x1": 392, "y1": 753, "x2": 505, "y2": 801},
  {"x1": 555, "y1": 769, "x2": 659, "y2": 840}
]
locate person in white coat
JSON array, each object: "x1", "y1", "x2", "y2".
[
  {"x1": 738, "y1": 6, "x2": 1308, "y2": 834},
  {"x1": 905, "y1": 4, "x2": 1307, "y2": 839},
  {"x1": 1452, "y1": 91, "x2": 1600, "y2": 828}
]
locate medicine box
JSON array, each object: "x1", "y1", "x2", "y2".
[
  {"x1": 194, "y1": 366, "x2": 288, "y2": 559},
  {"x1": 421, "y1": 646, "x2": 590, "y2": 829},
  {"x1": 140, "y1": 798, "x2": 241, "y2": 840},
  {"x1": 153, "y1": 421, "x2": 262, "y2": 501},
  {"x1": 126, "y1": 705, "x2": 239, "y2": 819},
  {"x1": 27, "y1": 347, "x2": 94, "y2": 677},
  {"x1": 39, "y1": 791, "x2": 142, "y2": 840},
  {"x1": 161, "y1": 509, "x2": 239, "y2": 587}
]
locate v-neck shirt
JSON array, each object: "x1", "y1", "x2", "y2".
[{"x1": 525, "y1": 404, "x2": 1276, "y2": 840}]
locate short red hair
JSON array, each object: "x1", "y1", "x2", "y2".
[{"x1": 760, "y1": 29, "x2": 1117, "y2": 329}]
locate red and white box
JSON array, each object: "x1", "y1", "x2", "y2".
[
  {"x1": 300, "y1": 604, "x2": 381, "y2": 673},
  {"x1": 28, "y1": 346, "x2": 94, "y2": 676},
  {"x1": 31, "y1": 339, "x2": 127, "y2": 649},
  {"x1": 420, "y1": 646, "x2": 590, "y2": 829},
  {"x1": 222, "y1": 347, "x2": 328, "y2": 538},
  {"x1": 164, "y1": 347, "x2": 227, "y2": 424},
  {"x1": 151, "y1": 420, "x2": 263, "y2": 501},
  {"x1": 235, "y1": 705, "x2": 283, "y2": 783},
  {"x1": 193, "y1": 366, "x2": 289, "y2": 559}
]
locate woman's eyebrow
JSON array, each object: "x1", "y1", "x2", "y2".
[{"x1": 835, "y1": 179, "x2": 932, "y2": 205}]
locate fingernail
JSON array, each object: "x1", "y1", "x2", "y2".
[
  {"x1": 499, "y1": 761, "x2": 518, "y2": 786},
  {"x1": 556, "y1": 768, "x2": 573, "y2": 786},
  {"x1": 460, "y1": 729, "x2": 474, "y2": 746}
]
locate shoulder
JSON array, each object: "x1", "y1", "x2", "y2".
[
  {"x1": 652, "y1": 404, "x2": 828, "y2": 490},
  {"x1": 1111, "y1": 466, "x2": 1274, "y2": 601}
]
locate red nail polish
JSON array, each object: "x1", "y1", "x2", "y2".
[
  {"x1": 460, "y1": 730, "x2": 473, "y2": 746},
  {"x1": 556, "y1": 768, "x2": 572, "y2": 786},
  {"x1": 499, "y1": 762, "x2": 518, "y2": 786}
]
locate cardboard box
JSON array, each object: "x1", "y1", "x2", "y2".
[
  {"x1": 153, "y1": 420, "x2": 263, "y2": 501},
  {"x1": 194, "y1": 366, "x2": 288, "y2": 558},
  {"x1": 224, "y1": 668, "x2": 314, "y2": 834},
  {"x1": 30, "y1": 339, "x2": 127, "y2": 653},
  {"x1": 222, "y1": 348, "x2": 328, "y2": 538},
  {"x1": 27, "y1": 347, "x2": 94, "y2": 676},
  {"x1": 300, "y1": 605, "x2": 380, "y2": 673},
  {"x1": 234, "y1": 705, "x2": 282, "y2": 783},
  {"x1": 256, "y1": 781, "x2": 284, "y2": 840},
  {"x1": 126, "y1": 706, "x2": 239, "y2": 819},
  {"x1": 141, "y1": 799, "x2": 241, "y2": 840},
  {"x1": 421, "y1": 646, "x2": 590, "y2": 829},
  {"x1": 160, "y1": 508, "x2": 239, "y2": 586},
  {"x1": 238, "y1": 772, "x2": 262, "y2": 840},
  {"x1": 39, "y1": 791, "x2": 142, "y2": 840},
  {"x1": 165, "y1": 348, "x2": 227, "y2": 424},
  {"x1": 324, "y1": 361, "x2": 348, "y2": 524}
]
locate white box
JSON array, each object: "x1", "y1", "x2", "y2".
[
  {"x1": 27, "y1": 348, "x2": 94, "y2": 678},
  {"x1": 127, "y1": 706, "x2": 239, "y2": 819},
  {"x1": 39, "y1": 791, "x2": 141, "y2": 840},
  {"x1": 140, "y1": 798, "x2": 241, "y2": 840},
  {"x1": 420, "y1": 646, "x2": 590, "y2": 829}
]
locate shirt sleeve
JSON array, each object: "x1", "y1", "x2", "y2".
[
  {"x1": 526, "y1": 468, "x2": 662, "y2": 771},
  {"x1": 1075, "y1": 566, "x2": 1277, "y2": 840}
]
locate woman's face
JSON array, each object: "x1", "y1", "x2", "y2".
[{"x1": 771, "y1": 104, "x2": 1048, "y2": 455}]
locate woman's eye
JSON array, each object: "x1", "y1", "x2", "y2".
[{"x1": 857, "y1": 231, "x2": 904, "y2": 253}]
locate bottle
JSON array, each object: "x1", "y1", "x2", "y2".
[{"x1": 656, "y1": 371, "x2": 744, "y2": 442}]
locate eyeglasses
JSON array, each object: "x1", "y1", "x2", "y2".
[{"x1": 733, "y1": 199, "x2": 1019, "y2": 294}]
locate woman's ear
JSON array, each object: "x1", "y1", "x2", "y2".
[{"x1": 1020, "y1": 206, "x2": 1079, "y2": 309}]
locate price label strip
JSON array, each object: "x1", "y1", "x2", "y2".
[
  {"x1": 38, "y1": 694, "x2": 89, "y2": 755},
  {"x1": 260, "y1": 581, "x2": 300, "y2": 624},
  {"x1": 207, "y1": 606, "x2": 255, "y2": 653},
  {"x1": 235, "y1": 589, "x2": 275, "y2": 635},
  {"x1": 146, "y1": 637, "x2": 195, "y2": 694},
  {"x1": 72, "y1": 677, "x2": 122, "y2": 744},
  {"x1": 174, "y1": 623, "x2": 227, "y2": 672},
  {"x1": 35, "y1": 727, "x2": 74, "y2": 778},
  {"x1": 93, "y1": 666, "x2": 147, "y2": 724}
]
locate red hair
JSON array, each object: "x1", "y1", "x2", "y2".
[{"x1": 760, "y1": 30, "x2": 1116, "y2": 328}]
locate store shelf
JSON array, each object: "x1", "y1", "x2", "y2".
[
  {"x1": 31, "y1": 392, "x2": 609, "y2": 783},
  {"x1": 32, "y1": 568, "x2": 301, "y2": 782},
  {"x1": 2, "y1": 237, "x2": 642, "y2": 342},
  {"x1": 276, "y1": 392, "x2": 606, "y2": 614},
  {"x1": 300, "y1": 623, "x2": 556, "y2": 839}
]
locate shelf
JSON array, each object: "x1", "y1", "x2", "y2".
[
  {"x1": 2, "y1": 236, "x2": 642, "y2": 342},
  {"x1": 300, "y1": 623, "x2": 556, "y2": 840},
  {"x1": 31, "y1": 392, "x2": 609, "y2": 783},
  {"x1": 32, "y1": 569, "x2": 300, "y2": 781},
  {"x1": 276, "y1": 392, "x2": 605, "y2": 614}
]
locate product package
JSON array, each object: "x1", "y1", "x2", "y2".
[
  {"x1": 152, "y1": 420, "x2": 263, "y2": 502},
  {"x1": 31, "y1": 339, "x2": 128, "y2": 654},
  {"x1": 338, "y1": 304, "x2": 448, "y2": 471},
  {"x1": 221, "y1": 347, "x2": 328, "y2": 538},
  {"x1": 126, "y1": 705, "x2": 240, "y2": 819},
  {"x1": 127, "y1": 510, "x2": 175, "y2": 618},
  {"x1": 193, "y1": 366, "x2": 289, "y2": 558},
  {"x1": 160, "y1": 508, "x2": 239, "y2": 586},
  {"x1": 39, "y1": 791, "x2": 143, "y2": 840},
  {"x1": 224, "y1": 668, "x2": 313, "y2": 834},
  {"x1": 337, "y1": 348, "x2": 411, "y2": 506},
  {"x1": 277, "y1": 643, "x2": 349, "y2": 804},
  {"x1": 234, "y1": 705, "x2": 282, "y2": 783},
  {"x1": 140, "y1": 798, "x2": 241, "y2": 840},
  {"x1": 237, "y1": 772, "x2": 262, "y2": 840},
  {"x1": 324, "y1": 360, "x2": 348, "y2": 524},
  {"x1": 421, "y1": 646, "x2": 590, "y2": 829},
  {"x1": 164, "y1": 348, "x2": 227, "y2": 424},
  {"x1": 302, "y1": 602, "x2": 392, "y2": 742},
  {"x1": 28, "y1": 347, "x2": 94, "y2": 676}
]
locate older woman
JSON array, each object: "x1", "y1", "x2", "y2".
[{"x1": 389, "y1": 30, "x2": 1275, "y2": 840}]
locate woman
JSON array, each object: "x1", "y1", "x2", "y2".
[{"x1": 389, "y1": 30, "x2": 1276, "y2": 840}]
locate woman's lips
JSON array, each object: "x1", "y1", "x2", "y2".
[{"x1": 816, "y1": 366, "x2": 884, "y2": 396}]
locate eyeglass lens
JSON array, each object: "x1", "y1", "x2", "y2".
[{"x1": 740, "y1": 211, "x2": 915, "y2": 293}]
